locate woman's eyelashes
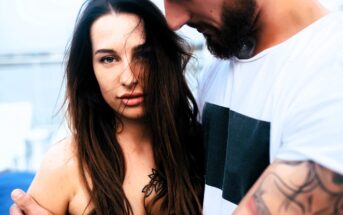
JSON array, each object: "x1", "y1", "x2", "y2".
[
  {"x1": 97, "y1": 47, "x2": 150, "y2": 65},
  {"x1": 99, "y1": 55, "x2": 119, "y2": 64}
]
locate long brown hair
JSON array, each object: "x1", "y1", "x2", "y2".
[{"x1": 65, "y1": 0, "x2": 204, "y2": 214}]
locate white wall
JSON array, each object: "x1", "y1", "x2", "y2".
[
  {"x1": 0, "y1": 0, "x2": 204, "y2": 55},
  {"x1": 0, "y1": 0, "x2": 84, "y2": 54}
]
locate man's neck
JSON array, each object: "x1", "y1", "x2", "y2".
[{"x1": 253, "y1": 0, "x2": 328, "y2": 55}]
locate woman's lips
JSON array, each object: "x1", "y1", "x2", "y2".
[{"x1": 119, "y1": 93, "x2": 144, "y2": 107}]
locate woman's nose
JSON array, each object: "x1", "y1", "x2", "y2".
[{"x1": 120, "y1": 62, "x2": 138, "y2": 88}]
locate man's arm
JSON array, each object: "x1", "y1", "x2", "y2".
[
  {"x1": 10, "y1": 189, "x2": 51, "y2": 215},
  {"x1": 234, "y1": 160, "x2": 343, "y2": 215}
]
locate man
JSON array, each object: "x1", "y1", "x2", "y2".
[
  {"x1": 164, "y1": 0, "x2": 343, "y2": 214},
  {"x1": 10, "y1": 0, "x2": 343, "y2": 214}
]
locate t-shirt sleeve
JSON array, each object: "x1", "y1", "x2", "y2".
[{"x1": 275, "y1": 58, "x2": 343, "y2": 175}]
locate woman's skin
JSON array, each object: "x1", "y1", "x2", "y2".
[{"x1": 27, "y1": 12, "x2": 157, "y2": 215}]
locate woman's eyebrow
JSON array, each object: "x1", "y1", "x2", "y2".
[
  {"x1": 94, "y1": 49, "x2": 118, "y2": 55},
  {"x1": 94, "y1": 43, "x2": 146, "y2": 56}
]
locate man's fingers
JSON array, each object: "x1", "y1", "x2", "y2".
[
  {"x1": 11, "y1": 189, "x2": 33, "y2": 212},
  {"x1": 9, "y1": 204, "x2": 24, "y2": 215},
  {"x1": 11, "y1": 189, "x2": 51, "y2": 215}
]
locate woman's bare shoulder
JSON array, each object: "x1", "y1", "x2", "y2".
[
  {"x1": 45, "y1": 137, "x2": 78, "y2": 168},
  {"x1": 27, "y1": 136, "x2": 80, "y2": 214}
]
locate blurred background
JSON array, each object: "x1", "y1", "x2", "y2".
[{"x1": 0, "y1": 0, "x2": 342, "y2": 212}]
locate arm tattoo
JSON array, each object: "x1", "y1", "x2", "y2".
[
  {"x1": 252, "y1": 189, "x2": 272, "y2": 215},
  {"x1": 250, "y1": 161, "x2": 343, "y2": 215}
]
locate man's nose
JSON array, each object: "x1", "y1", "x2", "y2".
[{"x1": 164, "y1": 0, "x2": 191, "y2": 30}]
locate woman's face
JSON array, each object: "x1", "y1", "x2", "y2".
[{"x1": 91, "y1": 12, "x2": 146, "y2": 121}]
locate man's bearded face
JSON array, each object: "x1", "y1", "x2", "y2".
[{"x1": 191, "y1": 0, "x2": 257, "y2": 59}]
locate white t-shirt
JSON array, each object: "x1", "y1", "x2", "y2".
[{"x1": 198, "y1": 12, "x2": 343, "y2": 215}]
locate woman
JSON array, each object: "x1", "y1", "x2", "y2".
[{"x1": 25, "y1": 0, "x2": 204, "y2": 214}]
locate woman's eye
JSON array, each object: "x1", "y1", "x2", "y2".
[
  {"x1": 100, "y1": 56, "x2": 116, "y2": 64},
  {"x1": 135, "y1": 53, "x2": 146, "y2": 61},
  {"x1": 135, "y1": 50, "x2": 150, "y2": 61},
  {"x1": 134, "y1": 44, "x2": 151, "y2": 61}
]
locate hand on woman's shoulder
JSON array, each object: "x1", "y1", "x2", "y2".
[{"x1": 27, "y1": 137, "x2": 79, "y2": 214}]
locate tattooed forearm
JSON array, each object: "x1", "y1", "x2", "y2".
[
  {"x1": 251, "y1": 189, "x2": 272, "y2": 215},
  {"x1": 248, "y1": 161, "x2": 343, "y2": 215}
]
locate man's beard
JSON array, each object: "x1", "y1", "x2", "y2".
[{"x1": 205, "y1": 0, "x2": 257, "y2": 59}]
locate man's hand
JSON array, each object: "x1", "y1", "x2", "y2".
[{"x1": 10, "y1": 189, "x2": 52, "y2": 215}]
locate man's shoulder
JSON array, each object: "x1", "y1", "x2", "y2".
[
  {"x1": 198, "y1": 57, "x2": 232, "y2": 89},
  {"x1": 196, "y1": 57, "x2": 233, "y2": 113}
]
